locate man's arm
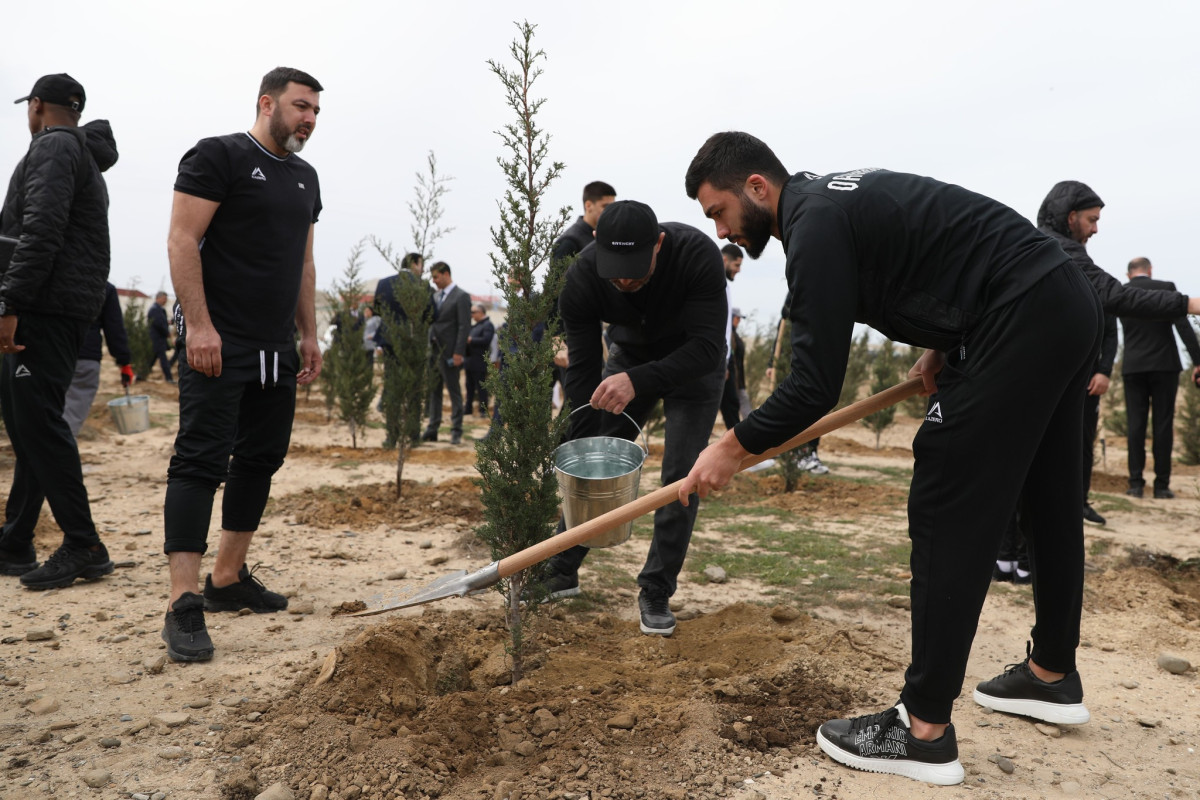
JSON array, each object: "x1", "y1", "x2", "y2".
[
  {"x1": 1087, "y1": 313, "x2": 1118, "y2": 396},
  {"x1": 295, "y1": 224, "x2": 321, "y2": 385},
  {"x1": 167, "y1": 191, "x2": 221, "y2": 376}
]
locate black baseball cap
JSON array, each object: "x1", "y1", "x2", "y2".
[
  {"x1": 595, "y1": 200, "x2": 660, "y2": 280},
  {"x1": 14, "y1": 74, "x2": 86, "y2": 112}
]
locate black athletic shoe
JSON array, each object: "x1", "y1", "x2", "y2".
[
  {"x1": 19, "y1": 543, "x2": 113, "y2": 589},
  {"x1": 1126, "y1": 486, "x2": 1144, "y2": 498},
  {"x1": 1154, "y1": 488, "x2": 1175, "y2": 499},
  {"x1": 991, "y1": 563, "x2": 1014, "y2": 583},
  {"x1": 1012, "y1": 569, "x2": 1033, "y2": 585},
  {"x1": 0, "y1": 543, "x2": 38, "y2": 576},
  {"x1": 816, "y1": 704, "x2": 964, "y2": 785},
  {"x1": 525, "y1": 568, "x2": 581, "y2": 603},
  {"x1": 1082, "y1": 504, "x2": 1106, "y2": 525},
  {"x1": 637, "y1": 589, "x2": 676, "y2": 636},
  {"x1": 974, "y1": 657, "x2": 1090, "y2": 725},
  {"x1": 162, "y1": 593, "x2": 214, "y2": 662},
  {"x1": 203, "y1": 564, "x2": 288, "y2": 613},
  {"x1": 421, "y1": 430, "x2": 438, "y2": 442}
]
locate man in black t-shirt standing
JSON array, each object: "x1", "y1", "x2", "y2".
[
  {"x1": 542, "y1": 200, "x2": 727, "y2": 637},
  {"x1": 160, "y1": 67, "x2": 324, "y2": 663}
]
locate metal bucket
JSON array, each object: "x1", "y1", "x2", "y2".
[
  {"x1": 107, "y1": 395, "x2": 150, "y2": 435},
  {"x1": 554, "y1": 407, "x2": 648, "y2": 548}
]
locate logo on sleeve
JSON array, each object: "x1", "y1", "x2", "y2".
[
  {"x1": 14, "y1": 364, "x2": 31, "y2": 378},
  {"x1": 298, "y1": 182, "x2": 305, "y2": 189},
  {"x1": 925, "y1": 401, "x2": 944, "y2": 424},
  {"x1": 250, "y1": 167, "x2": 266, "y2": 181}
]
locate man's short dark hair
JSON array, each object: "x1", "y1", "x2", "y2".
[
  {"x1": 583, "y1": 181, "x2": 616, "y2": 205},
  {"x1": 1128, "y1": 257, "x2": 1152, "y2": 275},
  {"x1": 430, "y1": 261, "x2": 451, "y2": 276},
  {"x1": 685, "y1": 131, "x2": 790, "y2": 199},
  {"x1": 720, "y1": 244, "x2": 743, "y2": 261},
  {"x1": 401, "y1": 252, "x2": 424, "y2": 272},
  {"x1": 257, "y1": 67, "x2": 323, "y2": 113}
]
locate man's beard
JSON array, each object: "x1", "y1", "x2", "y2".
[
  {"x1": 739, "y1": 193, "x2": 774, "y2": 258},
  {"x1": 270, "y1": 114, "x2": 308, "y2": 153}
]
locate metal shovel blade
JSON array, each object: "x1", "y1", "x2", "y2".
[{"x1": 349, "y1": 562, "x2": 501, "y2": 616}]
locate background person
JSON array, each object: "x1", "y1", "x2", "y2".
[
  {"x1": 148, "y1": 290, "x2": 174, "y2": 383},
  {"x1": 0, "y1": 74, "x2": 117, "y2": 589},
  {"x1": 423, "y1": 261, "x2": 471, "y2": 444},
  {"x1": 1119, "y1": 256, "x2": 1200, "y2": 499},
  {"x1": 465, "y1": 302, "x2": 494, "y2": 417}
]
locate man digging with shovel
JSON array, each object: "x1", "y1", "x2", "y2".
[{"x1": 679, "y1": 132, "x2": 1200, "y2": 785}]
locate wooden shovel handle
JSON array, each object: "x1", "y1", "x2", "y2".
[{"x1": 497, "y1": 376, "x2": 924, "y2": 578}]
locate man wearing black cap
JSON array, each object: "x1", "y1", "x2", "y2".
[
  {"x1": 161, "y1": 67, "x2": 323, "y2": 663},
  {"x1": 680, "y1": 133, "x2": 1200, "y2": 785},
  {"x1": 0, "y1": 73, "x2": 118, "y2": 589},
  {"x1": 544, "y1": 200, "x2": 727, "y2": 636}
]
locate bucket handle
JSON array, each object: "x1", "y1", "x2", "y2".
[{"x1": 568, "y1": 403, "x2": 649, "y2": 457}]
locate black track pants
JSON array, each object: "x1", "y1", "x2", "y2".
[
  {"x1": 163, "y1": 345, "x2": 297, "y2": 554},
  {"x1": 0, "y1": 314, "x2": 100, "y2": 551},
  {"x1": 899, "y1": 265, "x2": 1101, "y2": 724}
]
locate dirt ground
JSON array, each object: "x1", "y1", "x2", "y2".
[{"x1": 1, "y1": 376, "x2": 1198, "y2": 800}]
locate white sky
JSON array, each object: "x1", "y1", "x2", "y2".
[{"x1": 3, "y1": 0, "x2": 1198, "y2": 340}]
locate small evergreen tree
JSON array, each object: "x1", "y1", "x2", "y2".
[
  {"x1": 837, "y1": 328, "x2": 871, "y2": 410},
  {"x1": 123, "y1": 296, "x2": 155, "y2": 380},
  {"x1": 475, "y1": 20, "x2": 572, "y2": 684},
  {"x1": 370, "y1": 244, "x2": 433, "y2": 496},
  {"x1": 770, "y1": 319, "x2": 806, "y2": 492},
  {"x1": 742, "y1": 317, "x2": 776, "y2": 409},
  {"x1": 861, "y1": 338, "x2": 900, "y2": 448},
  {"x1": 324, "y1": 242, "x2": 375, "y2": 448},
  {"x1": 409, "y1": 151, "x2": 454, "y2": 261}
]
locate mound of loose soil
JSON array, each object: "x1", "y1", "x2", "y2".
[
  {"x1": 272, "y1": 477, "x2": 484, "y2": 529},
  {"x1": 715, "y1": 471, "x2": 908, "y2": 516},
  {"x1": 232, "y1": 603, "x2": 868, "y2": 800}
]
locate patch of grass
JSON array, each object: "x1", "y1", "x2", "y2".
[
  {"x1": 1088, "y1": 537, "x2": 1114, "y2": 557},
  {"x1": 1093, "y1": 494, "x2": 1134, "y2": 514}
]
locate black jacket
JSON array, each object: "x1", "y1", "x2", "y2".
[
  {"x1": 0, "y1": 120, "x2": 117, "y2": 321},
  {"x1": 79, "y1": 282, "x2": 131, "y2": 365},
  {"x1": 552, "y1": 216, "x2": 595, "y2": 263},
  {"x1": 560, "y1": 221, "x2": 727, "y2": 406},
  {"x1": 1120, "y1": 275, "x2": 1200, "y2": 373},
  {"x1": 148, "y1": 301, "x2": 171, "y2": 347},
  {"x1": 1036, "y1": 181, "x2": 1188, "y2": 320},
  {"x1": 738, "y1": 169, "x2": 1068, "y2": 454},
  {"x1": 465, "y1": 317, "x2": 495, "y2": 372}
]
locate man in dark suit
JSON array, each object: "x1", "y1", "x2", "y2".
[
  {"x1": 464, "y1": 302, "x2": 494, "y2": 417},
  {"x1": 424, "y1": 261, "x2": 471, "y2": 444},
  {"x1": 148, "y1": 291, "x2": 174, "y2": 383},
  {"x1": 1120, "y1": 257, "x2": 1200, "y2": 499}
]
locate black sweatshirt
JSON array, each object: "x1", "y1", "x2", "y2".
[
  {"x1": 560, "y1": 221, "x2": 727, "y2": 405},
  {"x1": 737, "y1": 169, "x2": 1069, "y2": 455}
]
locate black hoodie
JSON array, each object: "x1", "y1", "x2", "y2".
[
  {"x1": 0, "y1": 118, "x2": 118, "y2": 322},
  {"x1": 1036, "y1": 181, "x2": 1187, "y2": 320}
]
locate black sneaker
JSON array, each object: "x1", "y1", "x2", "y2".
[
  {"x1": 1126, "y1": 486, "x2": 1143, "y2": 498},
  {"x1": 0, "y1": 543, "x2": 38, "y2": 576},
  {"x1": 816, "y1": 704, "x2": 964, "y2": 785},
  {"x1": 974, "y1": 657, "x2": 1090, "y2": 725},
  {"x1": 991, "y1": 562, "x2": 1013, "y2": 583},
  {"x1": 203, "y1": 563, "x2": 288, "y2": 613},
  {"x1": 162, "y1": 593, "x2": 214, "y2": 662},
  {"x1": 525, "y1": 568, "x2": 581, "y2": 603},
  {"x1": 1154, "y1": 488, "x2": 1175, "y2": 499},
  {"x1": 19, "y1": 543, "x2": 113, "y2": 589},
  {"x1": 1082, "y1": 504, "x2": 1106, "y2": 525},
  {"x1": 637, "y1": 589, "x2": 676, "y2": 636}
]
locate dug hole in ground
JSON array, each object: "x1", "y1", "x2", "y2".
[{"x1": 0, "y1": 374, "x2": 1197, "y2": 800}]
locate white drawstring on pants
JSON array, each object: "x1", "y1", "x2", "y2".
[{"x1": 258, "y1": 350, "x2": 279, "y2": 388}]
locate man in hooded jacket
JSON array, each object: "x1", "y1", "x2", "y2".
[
  {"x1": 1035, "y1": 181, "x2": 1195, "y2": 518},
  {"x1": 0, "y1": 74, "x2": 117, "y2": 589}
]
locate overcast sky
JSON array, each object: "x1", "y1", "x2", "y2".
[{"x1": 3, "y1": 1, "x2": 1197, "y2": 340}]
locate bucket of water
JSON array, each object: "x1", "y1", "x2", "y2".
[
  {"x1": 554, "y1": 406, "x2": 649, "y2": 548},
  {"x1": 107, "y1": 394, "x2": 150, "y2": 435}
]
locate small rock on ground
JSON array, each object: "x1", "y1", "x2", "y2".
[
  {"x1": 703, "y1": 565, "x2": 727, "y2": 584},
  {"x1": 1157, "y1": 653, "x2": 1191, "y2": 675}
]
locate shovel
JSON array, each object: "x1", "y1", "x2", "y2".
[{"x1": 350, "y1": 376, "x2": 925, "y2": 616}]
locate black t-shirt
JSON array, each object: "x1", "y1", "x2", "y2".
[{"x1": 174, "y1": 132, "x2": 321, "y2": 350}]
